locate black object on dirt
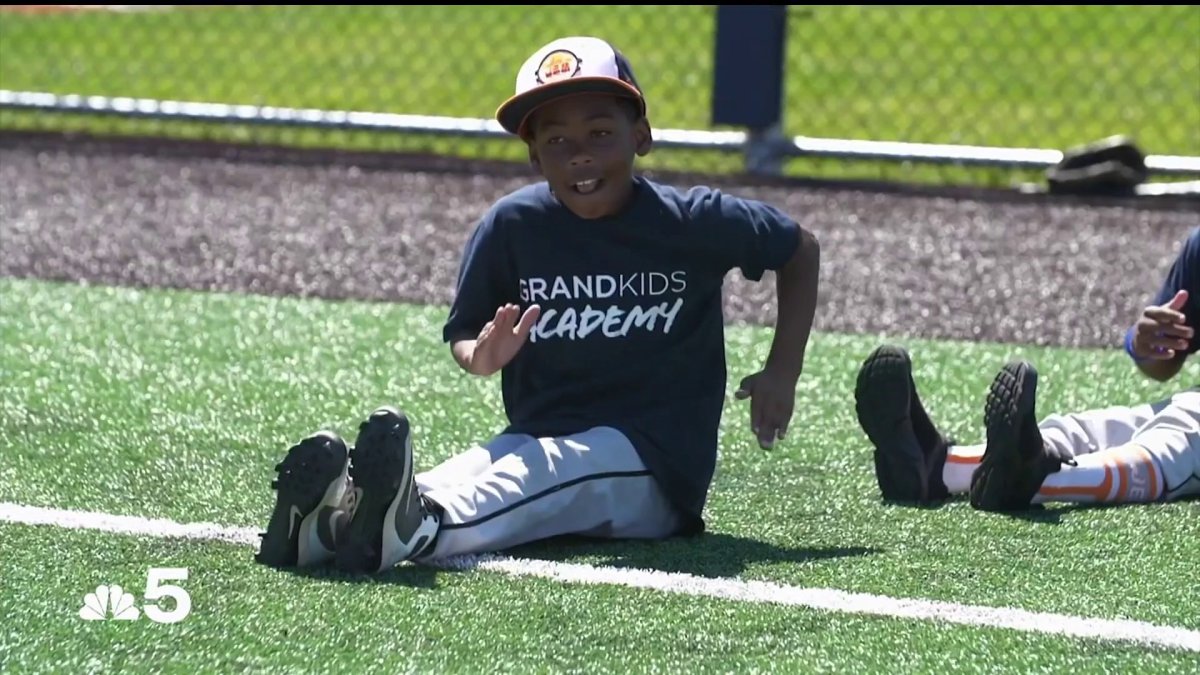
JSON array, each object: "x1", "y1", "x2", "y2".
[{"x1": 1046, "y1": 135, "x2": 1148, "y2": 197}]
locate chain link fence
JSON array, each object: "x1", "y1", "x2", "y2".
[
  {"x1": 1, "y1": 5, "x2": 1196, "y2": 182},
  {"x1": 784, "y1": 6, "x2": 1198, "y2": 152}
]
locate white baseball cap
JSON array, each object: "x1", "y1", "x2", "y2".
[{"x1": 495, "y1": 36, "x2": 647, "y2": 138}]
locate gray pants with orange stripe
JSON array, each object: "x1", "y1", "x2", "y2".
[
  {"x1": 959, "y1": 388, "x2": 1200, "y2": 503},
  {"x1": 412, "y1": 426, "x2": 682, "y2": 561}
]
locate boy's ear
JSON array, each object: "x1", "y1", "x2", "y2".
[
  {"x1": 526, "y1": 142, "x2": 541, "y2": 171},
  {"x1": 634, "y1": 117, "x2": 653, "y2": 157}
]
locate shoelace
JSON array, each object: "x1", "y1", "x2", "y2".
[
  {"x1": 1044, "y1": 443, "x2": 1079, "y2": 468},
  {"x1": 338, "y1": 475, "x2": 359, "y2": 517},
  {"x1": 420, "y1": 494, "x2": 444, "y2": 519}
]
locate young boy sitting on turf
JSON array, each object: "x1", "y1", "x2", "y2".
[{"x1": 254, "y1": 35, "x2": 821, "y2": 573}]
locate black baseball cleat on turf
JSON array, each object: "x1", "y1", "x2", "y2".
[
  {"x1": 969, "y1": 361, "x2": 1076, "y2": 512},
  {"x1": 335, "y1": 406, "x2": 441, "y2": 575},
  {"x1": 855, "y1": 345, "x2": 953, "y2": 503},
  {"x1": 255, "y1": 431, "x2": 355, "y2": 569}
]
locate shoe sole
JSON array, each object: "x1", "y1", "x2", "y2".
[
  {"x1": 256, "y1": 432, "x2": 349, "y2": 569},
  {"x1": 973, "y1": 361, "x2": 1038, "y2": 511},
  {"x1": 855, "y1": 345, "x2": 927, "y2": 502},
  {"x1": 335, "y1": 407, "x2": 414, "y2": 574}
]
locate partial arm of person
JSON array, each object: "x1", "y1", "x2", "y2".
[
  {"x1": 1127, "y1": 290, "x2": 1192, "y2": 382},
  {"x1": 442, "y1": 205, "x2": 535, "y2": 377},
  {"x1": 687, "y1": 186, "x2": 821, "y2": 449},
  {"x1": 763, "y1": 226, "x2": 821, "y2": 383},
  {"x1": 1123, "y1": 227, "x2": 1200, "y2": 379},
  {"x1": 1135, "y1": 354, "x2": 1186, "y2": 383},
  {"x1": 451, "y1": 303, "x2": 541, "y2": 377},
  {"x1": 736, "y1": 225, "x2": 821, "y2": 448},
  {"x1": 1127, "y1": 229, "x2": 1200, "y2": 382}
]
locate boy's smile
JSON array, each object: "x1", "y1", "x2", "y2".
[
  {"x1": 525, "y1": 92, "x2": 652, "y2": 220},
  {"x1": 572, "y1": 178, "x2": 601, "y2": 195}
]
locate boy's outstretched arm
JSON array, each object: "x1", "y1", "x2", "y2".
[{"x1": 736, "y1": 226, "x2": 821, "y2": 449}]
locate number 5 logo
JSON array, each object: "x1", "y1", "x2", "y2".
[{"x1": 143, "y1": 568, "x2": 191, "y2": 624}]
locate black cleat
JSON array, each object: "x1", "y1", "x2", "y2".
[
  {"x1": 970, "y1": 361, "x2": 1075, "y2": 511},
  {"x1": 855, "y1": 345, "x2": 952, "y2": 503},
  {"x1": 255, "y1": 431, "x2": 352, "y2": 569},
  {"x1": 334, "y1": 407, "x2": 440, "y2": 575}
]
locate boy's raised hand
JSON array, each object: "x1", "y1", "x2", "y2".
[
  {"x1": 469, "y1": 303, "x2": 541, "y2": 376},
  {"x1": 1131, "y1": 290, "x2": 1193, "y2": 360},
  {"x1": 735, "y1": 368, "x2": 797, "y2": 450}
]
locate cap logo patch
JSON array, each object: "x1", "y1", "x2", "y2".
[{"x1": 535, "y1": 49, "x2": 581, "y2": 85}]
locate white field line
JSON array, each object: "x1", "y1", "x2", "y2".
[
  {"x1": 0, "y1": 5, "x2": 180, "y2": 13},
  {"x1": 59, "y1": 5, "x2": 178, "y2": 12},
  {"x1": 2, "y1": 502, "x2": 1197, "y2": 653}
]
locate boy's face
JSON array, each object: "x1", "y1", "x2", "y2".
[{"x1": 525, "y1": 92, "x2": 652, "y2": 220}]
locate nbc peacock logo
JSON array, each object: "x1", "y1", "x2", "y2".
[
  {"x1": 77, "y1": 568, "x2": 192, "y2": 623},
  {"x1": 79, "y1": 584, "x2": 141, "y2": 621}
]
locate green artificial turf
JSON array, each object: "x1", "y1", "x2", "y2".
[{"x1": 1, "y1": 277, "x2": 1197, "y2": 672}]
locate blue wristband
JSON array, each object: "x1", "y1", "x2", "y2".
[{"x1": 1125, "y1": 326, "x2": 1148, "y2": 363}]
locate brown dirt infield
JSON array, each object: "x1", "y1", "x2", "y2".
[{"x1": 2, "y1": 131, "x2": 1197, "y2": 352}]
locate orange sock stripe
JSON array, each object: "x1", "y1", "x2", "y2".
[
  {"x1": 1115, "y1": 458, "x2": 1131, "y2": 502},
  {"x1": 946, "y1": 454, "x2": 982, "y2": 465},
  {"x1": 1038, "y1": 458, "x2": 1114, "y2": 501},
  {"x1": 1130, "y1": 446, "x2": 1164, "y2": 501}
]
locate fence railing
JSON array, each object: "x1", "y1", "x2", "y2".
[{"x1": 1, "y1": 5, "x2": 1197, "y2": 182}]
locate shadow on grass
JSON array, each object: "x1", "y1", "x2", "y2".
[
  {"x1": 274, "y1": 559, "x2": 443, "y2": 588},
  {"x1": 988, "y1": 500, "x2": 1167, "y2": 524},
  {"x1": 503, "y1": 531, "x2": 881, "y2": 579},
  {"x1": 881, "y1": 495, "x2": 1188, "y2": 523},
  {"x1": 261, "y1": 530, "x2": 880, "y2": 587},
  {"x1": 879, "y1": 494, "x2": 969, "y2": 510}
]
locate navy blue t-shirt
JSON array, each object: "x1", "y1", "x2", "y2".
[{"x1": 442, "y1": 176, "x2": 801, "y2": 531}]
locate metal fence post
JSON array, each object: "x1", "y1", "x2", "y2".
[{"x1": 712, "y1": 5, "x2": 789, "y2": 176}]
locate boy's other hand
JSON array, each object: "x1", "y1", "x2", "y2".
[
  {"x1": 1131, "y1": 289, "x2": 1193, "y2": 360},
  {"x1": 469, "y1": 303, "x2": 541, "y2": 376},
  {"x1": 734, "y1": 368, "x2": 797, "y2": 450}
]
